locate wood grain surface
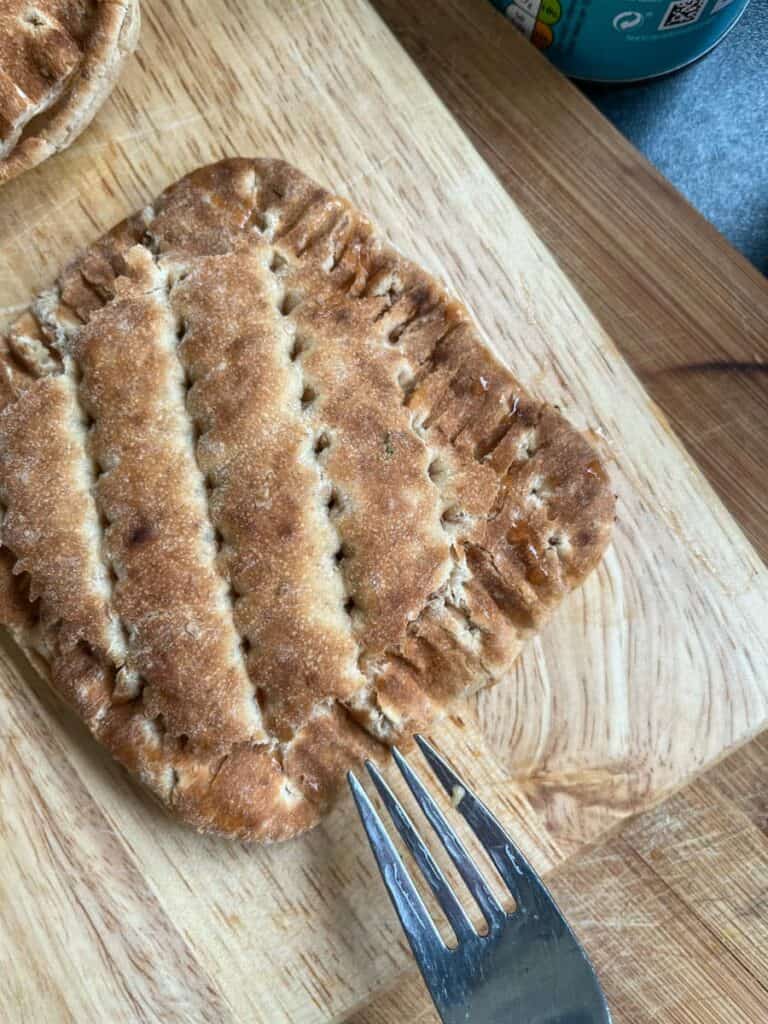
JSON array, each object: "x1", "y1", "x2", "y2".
[
  {"x1": 0, "y1": 1, "x2": 767, "y2": 1021},
  {"x1": 360, "y1": 3, "x2": 768, "y2": 1021}
]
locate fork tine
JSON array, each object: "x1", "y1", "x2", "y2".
[
  {"x1": 414, "y1": 735, "x2": 543, "y2": 902},
  {"x1": 365, "y1": 760, "x2": 476, "y2": 943},
  {"x1": 392, "y1": 747, "x2": 506, "y2": 928},
  {"x1": 347, "y1": 771, "x2": 447, "y2": 970}
]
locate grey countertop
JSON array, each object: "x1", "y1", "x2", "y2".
[{"x1": 580, "y1": 0, "x2": 767, "y2": 274}]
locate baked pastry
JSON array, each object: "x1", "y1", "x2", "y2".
[
  {"x1": 0, "y1": 0, "x2": 139, "y2": 184},
  {"x1": 0, "y1": 159, "x2": 614, "y2": 841}
]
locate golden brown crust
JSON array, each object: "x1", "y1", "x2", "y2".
[
  {"x1": 0, "y1": 0, "x2": 139, "y2": 184},
  {"x1": 0, "y1": 158, "x2": 615, "y2": 841}
]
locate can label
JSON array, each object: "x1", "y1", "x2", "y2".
[{"x1": 489, "y1": 0, "x2": 750, "y2": 80}]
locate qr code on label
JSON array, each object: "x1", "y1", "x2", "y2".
[{"x1": 659, "y1": 0, "x2": 707, "y2": 28}]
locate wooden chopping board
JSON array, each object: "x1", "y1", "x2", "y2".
[{"x1": 0, "y1": 1, "x2": 766, "y2": 1021}]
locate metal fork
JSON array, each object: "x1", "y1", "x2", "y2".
[{"x1": 348, "y1": 735, "x2": 611, "y2": 1024}]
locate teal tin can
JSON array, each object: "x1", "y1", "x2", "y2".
[{"x1": 489, "y1": 0, "x2": 751, "y2": 81}]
